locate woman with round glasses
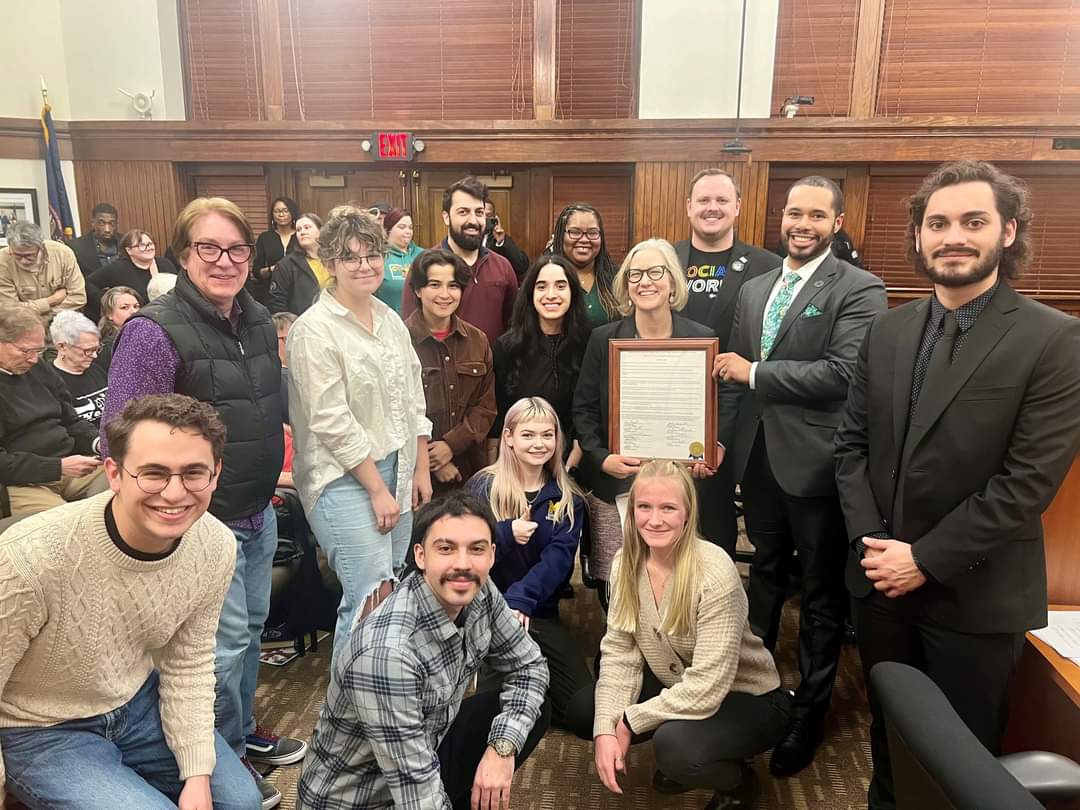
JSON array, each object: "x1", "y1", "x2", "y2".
[
  {"x1": 550, "y1": 203, "x2": 620, "y2": 328},
  {"x1": 86, "y1": 229, "x2": 176, "y2": 320},
  {"x1": 287, "y1": 206, "x2": 433, "y2": 663},
  {"x1": 573, "y1": 238, "x2": 715, "y2": 596},
  {"x1": 250, "y1": 196, "x2": 301, "y2": 305},
  {"x1": 50, "y1": 309, "x2": 109, "y2": 427}
]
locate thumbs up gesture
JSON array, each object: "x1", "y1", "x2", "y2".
[{"x1": 511, "y1": 509, "x2": 539, "y2": 545}]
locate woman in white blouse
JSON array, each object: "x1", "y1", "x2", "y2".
[{"x1": 287, "y1": 205, "x2": 433, "y2": 661}]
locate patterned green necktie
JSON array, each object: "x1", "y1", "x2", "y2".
[{"x1": 760, "y1": 271, "x2": 801, "y2": 359}]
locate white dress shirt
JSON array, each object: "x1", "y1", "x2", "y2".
[
  {"x1": 749, "y1": 249, "x2": 832, "y2": 389},
  {"x1": 287, "y1": 289, "x2": 433, "y2": 514}
]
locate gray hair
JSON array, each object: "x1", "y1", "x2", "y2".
[
  {"x1": 50, "y1": 309, "x2": 99, "y2": 345},
  {"x1": 6, "y1": 221, "x2": 45, "y2": 250},
  {"x1": 0, "y1": 307, "x2": 44, "y2": 342},
  {"x1": 613, "y1": 238, "x2": 689, "y2": 316}
]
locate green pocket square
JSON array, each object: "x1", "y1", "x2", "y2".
[{"x1": 802, "y1": 304, "x2": 823, "y2": 318}]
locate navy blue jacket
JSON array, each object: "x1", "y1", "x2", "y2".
[{"x1": 467, "y1": 473, "x2": 584, "y2": 619}]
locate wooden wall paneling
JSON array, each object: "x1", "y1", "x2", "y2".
[
  {"x1": 552, "y1": 168, "x2": 633, "y2": 262},
  {"x1": 291, "y1": 168, "x2": 402, "y2": 223},
  {"x1": 771, "y1": 0, "x2": 861, "y2": 117},
  {"x1": 877, "y1": 1, "x2": 1080, "y2": 117},
  {"x1": 278, "y1": 0, "x2": 534, "y2": 121},
  {"x1": 528, "y1": 165, "x2": 554, "y2": 259},
  {"x1": 1044, "y1": 453, "x2": 1080, "y2": 605},
  {"x1": 1020, "y1": 173, "x2": 1080, "y2": 296},
  {"x1": 849, "y1": 0, "x2": 887, "y2": 118},
  {"x1": 73, "y1": 161, "x2": 186, "y2": 250},
  {"x1": 191, "y1": 173, "x2": 270, "y2": 234},
  {"x1": 180, "y1": 0, "x2": 265, "y2": 121},
  {"x1": 256, "y1": 0, "x2": 284, "y2": 120},
  {"x1": 860, "y1": 171, "x2": 925, "y2": 289},
  {"x1": 533, "y1": 0, "x2": 557, "y2": 120},
  {"x1": 842, "y1": 165, "x2": 871, "y2": 248},
  {"x1": 554, "y1": 0, "x2": 637, "y2": 119}
]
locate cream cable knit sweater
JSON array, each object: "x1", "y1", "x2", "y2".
[{"x1": 0, "y1": 491, "x2": 235, "y2": 799}]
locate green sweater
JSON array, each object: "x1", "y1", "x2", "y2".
[{"x1": 378, "y1": 242, "x2": 424, "y2": 314}]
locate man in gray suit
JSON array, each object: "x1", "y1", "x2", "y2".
[{"x1": 714, "y1": 176, "x2": 887, "y2": 776}]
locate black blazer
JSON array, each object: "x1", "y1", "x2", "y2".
[
  {"x1": 68, "y1": 232, "x2": 113, "y2": 277},
  {"x1": 86, "y1": 254, "x2": 178, "y2": 319},
  {"x1": 268, "y1": 253, "x2": 321, "y2": 316},
  {"x1": 573, "y1": 313, "x2": 715, "y2": 502},
  {"x1": 835, "y1": 283, "x2": 1080, "y2": 633},
  {"x1": 250, "y1": 230, "x2": 300, "y2": 304},
  {"x1": 674, "y1": 238, "x2": 781, "y2": 351}
]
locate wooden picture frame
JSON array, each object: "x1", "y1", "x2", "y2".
[{"x1": 608, "y1": 337, "x2": 720, "y2": 468}]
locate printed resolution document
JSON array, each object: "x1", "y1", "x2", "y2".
[{"x1": 618, "y1": 348, "x2": 708, "y2": 461}]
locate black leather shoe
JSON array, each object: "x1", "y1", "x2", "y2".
[
  {"x1": 769, "y1": 716, "x2": 824, "y2": 777},
  {"x1": 704, "y1": 764, "x2": 759, "y2": 809},
  {"x1": 651, "y1": 769, "x2": 692, "y2": 795}
]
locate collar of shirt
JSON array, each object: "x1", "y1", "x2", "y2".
[
  {"x1": 318, "y1": 288, "x2": 390, "y2": 334},
  {"x1": 781, "y1": 248, "x2": 831, "y2": 281},
  {"x1": 405, "y1": 310, "x2": 466, "y2": 344},
  {"x1": 928, "y1": 280, "x2": 999, "y2": 333},
  {"x1": 410, "y1": 571, "x2": 479, "y2": 642}
]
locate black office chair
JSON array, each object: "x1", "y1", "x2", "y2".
[{"x1": 870, "y1": 661, "x2": 1080, "y2": 809}]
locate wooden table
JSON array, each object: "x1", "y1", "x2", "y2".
[{"x1": 1004, "y1": 605, "x2": 1080, "y2": 809}]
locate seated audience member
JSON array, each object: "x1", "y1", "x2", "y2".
[
  {"x1": 574, "y1": 460, "x2": 791, "y2": 809},
  {"x1": 86, "y1": 229, "x2": 177, "y2": 318},
  {"x1": 467, "y1": 396, "x2": 593, "y2": 736},
  {"x1": 68, "y1": 202, "x2": 120, "y2": 277},
  {"x1": 549, "y1": 203, "x2": 619, "y2": 328},
  {"x1": 400, "y1": 177, "x2": 518, "y2": 346},
  {"x1": 573, "y1": 239, "x2": 714, "y2": 586},
  {"x1": 268, "y1": 213, "x2": 325, "y2": 316},
  {"x1": 406, "y1": 248, "x2": 496, "y2": 493},
  {"x1": 287, "y1": 207, "x2": 433, "y2": 663},
  {"x1": 0, "y1": 307, "x2": 103, "y2": 517},
  {"x1": 50, "y1": 310, "x2": 108, "y2": 427},
  {"x1": 483, "y1": 200, "x2": 529, "y2": 280},
  {"x1": 378, "y1": 208, "x2": 423, "y2": 313},
  {"x1": 491, "y1": 255, "x2": 590, "y2": 464},
  {"x1": 147, "y1": 271, "x2": 178, "y2": 301},
  {"x1": 0, "y1": 222, "x2": 86, "y2": 325},
  {"x1": 251, "y1": 196, "x2": 301, "y2": 305},
  {"x1": 297, "y1": 493, "x2": 550, "y2": 810},
  {"x1": 0, "y1": 394, "x2": 261, "y2": 810},
  {"x1": 96, "y1": 285, "x2": 143, "y2": 370}
]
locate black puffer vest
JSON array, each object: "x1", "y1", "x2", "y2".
[{"x1": 130, "y1": 270, "x2": 284, "y2": 521}]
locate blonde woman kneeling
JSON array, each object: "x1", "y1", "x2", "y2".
[{"x1": 579, "y1": 460, "x2": 791, "y2": 808}]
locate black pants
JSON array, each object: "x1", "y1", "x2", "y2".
[
  {"x1": 438, "y1": 689, "x2": 551, "y2": 810},
  {"x1": 696, "y1": 462, "x2": 739, "y2": 559},
  {"x1": 853, "y1": 590, "x2": 1025, "y2": 810},
  {"x1": 565, "y1": 665, "x2": 792, "y2": 790},
  {"x1": 478, "y1": 616, "x2": 596, "y2": 739},
  {"x1": 740, "y1": 431, "x2": 847, "y2": 720}
]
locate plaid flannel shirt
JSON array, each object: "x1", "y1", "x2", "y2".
[{"x1": 297, "y1": 572, "x2": 548, "y2": 810}]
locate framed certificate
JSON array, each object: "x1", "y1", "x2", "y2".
[{"x1": 608, "y1": 338, "x2": 720, "y2": 467}]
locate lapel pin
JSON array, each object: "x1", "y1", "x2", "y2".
[
  {"x1": 813, "y1": 280, "x2": 825, "y2": 288},
  {"x1": 732, "y1": 257, "x2": 747, "y2": 273}
]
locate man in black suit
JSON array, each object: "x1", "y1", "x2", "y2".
[
  {"x1": 675, "y1": 168, "x2": 781, "y2": 557},
  {"x1": 835, "y1": 160, "x2": 1080, "y2": 810},
  {"x1": 714, "y1": 176, "x2": 887, "y2": 775}
]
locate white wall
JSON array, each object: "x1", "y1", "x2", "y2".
[
  {"x1": 0, "y1": 0, "x2": 185, "y2": 121},
  {"x1": 0, "y1": 159, "x2": 81, "y2": 236},
  {"x1": 638, "y1": 0, "x2": 779, "y2": 119}
]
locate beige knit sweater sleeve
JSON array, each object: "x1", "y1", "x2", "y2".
[
  {"x1": 593, "y1": 554, "x2": 646, "y2": 738},
  {"x1": 0, "y1": 550, "x2": 46, "y2": 804},
  {"x1": 157, "y1": 530, "x2": 236, "y2": 780}
]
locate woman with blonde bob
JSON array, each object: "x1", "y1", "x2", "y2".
[
  {"x1": 576, "y1": 461, "x2": 791, "y2": 808},
  {"x1": 467, "y1": 396, "x2": 595, "y2": 736},
  {"x1": 572, "y1": 238, "x2": 716, "y2": 592}
]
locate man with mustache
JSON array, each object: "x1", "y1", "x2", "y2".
[
  {"x1": 714, "y1": 176, "x2": 887, "y2": 775},
  {"x1": 401, "y1": 177, "x2": 519, "y2": 346},
  {"x1": 835, "y1": 160, "x2": 1080, "y2": 810},
  {"x1": 298, "y1": 493, "x2": 549, "y2": 810}
]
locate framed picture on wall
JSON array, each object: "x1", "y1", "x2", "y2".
[{"x1": 0, "y1": 188, "x2": 41, "y2": 247}]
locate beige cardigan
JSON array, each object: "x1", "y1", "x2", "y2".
[{"x1": 593, "y1": 540, "x2": 780, "y2": 737}]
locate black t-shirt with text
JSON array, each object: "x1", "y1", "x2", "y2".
[
  {"x1": 683, "y1": 245, "x2": 733, "y2": 325},
  {"x1": 53, "y1": 362, "x2": 109, "y2": 428}
]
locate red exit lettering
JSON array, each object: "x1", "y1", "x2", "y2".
[{"x1": 377, "y1": 132, "x2": 409, "y2": 159}]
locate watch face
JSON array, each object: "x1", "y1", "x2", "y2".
[{"x1": 492, "y1": 739, "x2": 515, "y2": 757}]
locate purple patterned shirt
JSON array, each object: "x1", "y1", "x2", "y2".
[{"x1": 100, "y1": 316, "x2": 264, "y2": 532}]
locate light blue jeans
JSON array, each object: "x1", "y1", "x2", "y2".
[
  {"x1": 214, "y1": 503, "x2": 277, "y2": 756},
  {"x1": 307, "y1": 454, "x2": 413, "y2": 662},
  {"x1": 0, "y1": 671, "x2": 260, "y2": 809}
]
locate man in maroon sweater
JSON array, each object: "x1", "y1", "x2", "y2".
[{"x1": 401, "y1": 177, "x2": 518, "y2": 345}]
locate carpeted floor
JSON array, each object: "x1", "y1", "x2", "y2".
[{"x1": 254, "y1": 560, "x2": 873, "y2": 810}]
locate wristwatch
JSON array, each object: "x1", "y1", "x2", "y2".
[{"x1": 490, "y1": 738, "x2": 517, "y2": 758}]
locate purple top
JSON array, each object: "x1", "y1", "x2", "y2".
[{"x1": 100, "y1": 316, "x2": 264, "y2": 531}]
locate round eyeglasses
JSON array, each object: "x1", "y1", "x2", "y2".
[
  {"x1": 627, "y1": 267, "x2": 668, "y2": 284},
  {"x1": 122, "y1": 466, "x2": 215, "y2": 494},
  {"x1": 190, "y1": 242, "x2": 254, "y2": 264}
]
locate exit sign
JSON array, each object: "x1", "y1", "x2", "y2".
[{"x1": 373, "y1": 131, "x2": 414, "y2": 161}]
